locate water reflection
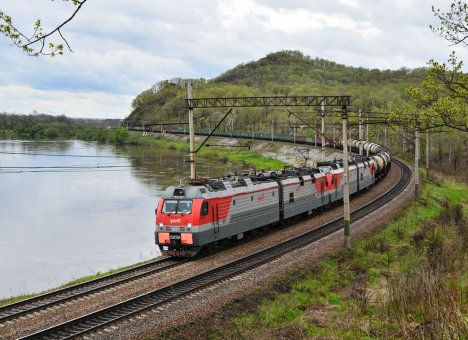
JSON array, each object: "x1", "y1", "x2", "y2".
[{"x1": 0, "y1": 140, "x2": 234, "y2": 299}]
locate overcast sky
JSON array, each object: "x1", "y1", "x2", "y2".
[{"x1": 0, "y1": 0, "x2": 465, "y2": 119}]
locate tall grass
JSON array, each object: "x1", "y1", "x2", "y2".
[{"x1": 185, "y1": 179, "x2": 468, "y2": 339}]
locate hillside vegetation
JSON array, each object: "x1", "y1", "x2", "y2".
[{"x1": 124, "y1": 50, "x2": 426, "y2": 132}]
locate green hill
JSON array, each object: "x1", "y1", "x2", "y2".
[{"x1": 124, "y1": 50, "x2": 426, "y2": 133}]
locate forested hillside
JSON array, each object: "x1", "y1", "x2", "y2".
[{"x1": 125, "y1": 50, "x2": 426, "y2": 132}]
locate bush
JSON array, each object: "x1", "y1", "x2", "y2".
[{"x1": 110, "y1": 127, "x2": 129, "y2": 143}]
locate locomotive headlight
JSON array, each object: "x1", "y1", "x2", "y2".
[
  {"x1": 187, "y1": 223, "x2": 192, "y2": 228},
  {"x1": 159, "y1": 222, "x2": 164, "y2": 231}
]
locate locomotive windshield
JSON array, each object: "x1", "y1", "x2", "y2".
[{"x1": 162, "y1": 199, "x2": 192, "y2": 214}]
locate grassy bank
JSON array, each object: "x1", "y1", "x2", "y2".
[
  {"x1": 0, "y1": 258, "x2": 159, "y2": 308},
  {"x1": 159, "y1": 179, "x2": 468, "y2": 339},
  {"x1": 118, "y1": 131, "x2": 289, "y2": 170},
  {"x1": 1, "y1": 124, "x2": 289, "y2": 170}
]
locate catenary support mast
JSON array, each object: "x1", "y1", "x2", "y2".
[
  {"x1": 321, "y1": 103, "x2": 325, "y2": 161},
  {"x1": 342, "y1": 106, "x2": 351, "y2": 249},
  {"x1": 187, "y1": 83, "x2": 196, "y2": 180},
  {"x1": 359, "y1": 109, "x2": 363, "y2": 155},
  {"x1": 415, "y1": 125, "x2": 420, "y2": 199}
]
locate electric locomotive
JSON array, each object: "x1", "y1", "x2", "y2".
[{"x1": 155, "y1": 139, "x2": 390, "y2": 257}]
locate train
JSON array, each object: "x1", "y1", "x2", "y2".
[{"x1": 154, "y1": 137, "x2": 391, "y2": 257}]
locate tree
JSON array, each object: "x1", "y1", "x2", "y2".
[
  {"x1": 396, "y1": 1, "x2": 467, "y2": 132},
  {"x1": 430, "y1": 1, "x2": 468, "y2": 46},
  {"x1": 0, "y1": 0, "x2": 87, "y2": 57},
  {"x1": 405, "y1": 52, "x2": 467, "y2": 132}
]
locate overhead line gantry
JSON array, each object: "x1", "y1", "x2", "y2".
[{"x1": 185, "y1": 87, "x2": 353, "y2": 249}]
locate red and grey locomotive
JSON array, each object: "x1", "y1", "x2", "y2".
[{"x1": 155, "y1": 139, "x2": 390, "y2": 257}]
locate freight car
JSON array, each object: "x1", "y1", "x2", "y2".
[{"x1": 155, "y1": 139, "x2": 390, "y2": 257}]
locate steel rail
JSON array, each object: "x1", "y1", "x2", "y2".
[
  {"x1": 0, "y1": 257, "x2": 188, "y2": 323},
  {"x1": 22, "y1": 160, "x2": 410, "y2": 339}
]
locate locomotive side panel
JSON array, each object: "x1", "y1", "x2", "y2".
[{"x1": 223, "y1": 187, "x2": 280, "y2": 237}]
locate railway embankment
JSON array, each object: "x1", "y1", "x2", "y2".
[{"x1": 156, "y1": 177, "x2": 468, "y2": 339}]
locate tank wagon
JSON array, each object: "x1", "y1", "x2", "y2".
[{"x1": 155, "y1": 139, "x2": 391, "y2": 257}]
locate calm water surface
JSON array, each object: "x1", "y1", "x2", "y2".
[{"x1": 0, "y1": 140, "x2": 233, "y2": 299}]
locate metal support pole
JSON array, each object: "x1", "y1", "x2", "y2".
[
  {"x1": 425, "y1": 129, "x2": 430, "y2": 180},
  {"x1": 251, "y1": 120, "x2": 254, "y2": 141},
  {"x1": 358, "y1": 109, "x2": 363, "y2": 155},
  {"x1": 321, "y1": 104, "x2": 325, "y2": 162},
  {"x1": 366, "y1": 111, "x2": 369, "y2": 156},
  {"x1": 333, "y1": 119, "x2": 336, "y2": 149},
  {"x1": 293, "y1": 123, "x2": 296, "y2": 146},
  {"x1": 187, "y1": 83, "x2": 196, "y2": 180},
  {"x1": 315, "y1": 121, "x2": 317, "y2": 147},
  {"x1": 384, "y1": 125, "x2": 388, "y2": 147},
  {"x1": 415, "y1": 127, "x2": 420, "y2": 199},
  {"x1": 230, "y1": 115, "x2": 233, "y2": 138},
  {"x1": 271, "y1": 119, "x2": 274, "y2": 141},
  {"x1": 342, "y1": 106, "x2": 351, "y2": 250}
]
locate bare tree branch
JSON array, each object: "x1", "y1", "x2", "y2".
[{"x1": 0, "y1": 0, "x2": 87, "y2": 57}]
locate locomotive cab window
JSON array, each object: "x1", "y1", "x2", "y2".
[
  {"x1": 162, "y1": 199, "x2": 192, "y2": 214},
  {"x1": 201, "y1": 201, "x2": 209, "y2": 216}
]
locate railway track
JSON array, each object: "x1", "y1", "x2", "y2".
[
  {"x1": 22, "y1": 159, "x2": 411, "y2": 339},
  {"x1": 0, "y1": 257, "x2": 187, "y2": 324}
]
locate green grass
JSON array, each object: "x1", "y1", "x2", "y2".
[
  {"x1": 209, "y1": 179, "x2": 468, "y2": 338},
  {"x1": 123, "y1": 131, "x2": 290, "y2": 170}
]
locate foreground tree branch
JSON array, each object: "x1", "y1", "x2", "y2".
[
  {"x1": 395, "y1": 2, "x2": 468, "y2": 133},
  {"x1": 0, "y1": 0, "x2": 87, "y2": 57},
  {"x1": 430, "y1": 1, "x2": 468, "y2": 46}
]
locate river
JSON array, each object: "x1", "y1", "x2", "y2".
[{"x1": 0, "y1": 139, "x2": 235, "y2": 299}]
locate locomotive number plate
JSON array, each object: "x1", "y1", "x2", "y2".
[{"x1": 169, "y1": 235, "x2": 181, "y2": 240}]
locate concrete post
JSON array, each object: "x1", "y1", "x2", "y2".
[
  {"x1": 342, "y1": 106, "x2": 351, "y2": 250},
  {"x1": 321, "y1": 104, "x2": 325, "y2": 161},
  {"x1": 187, "y1": 83, "x2": 196, "y2": 180},
  {"x1": 271, "y1": 119, "x2": 274, "y2": 141},
  {"x1": 358, "y1": 109, "x2": 363, "y2": 155},
  {"x1": 333, "y1": 119, "x2": 336, "y2": 149},
  {"x1": 425, "y1": 129, "x2": 430, "y2": 180},
  {"x1": 293, "y1": 123, "x2": 297, "y2": 146},
  {"x1": 366, "y1": 111, "x2": 369, "y2": 156},
  {"x1": 384, "y1": 125, "x2": 388, "y2": 148},
  {"x1": 415, "y1": 126, "x2": 420, "y2": 199}
]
